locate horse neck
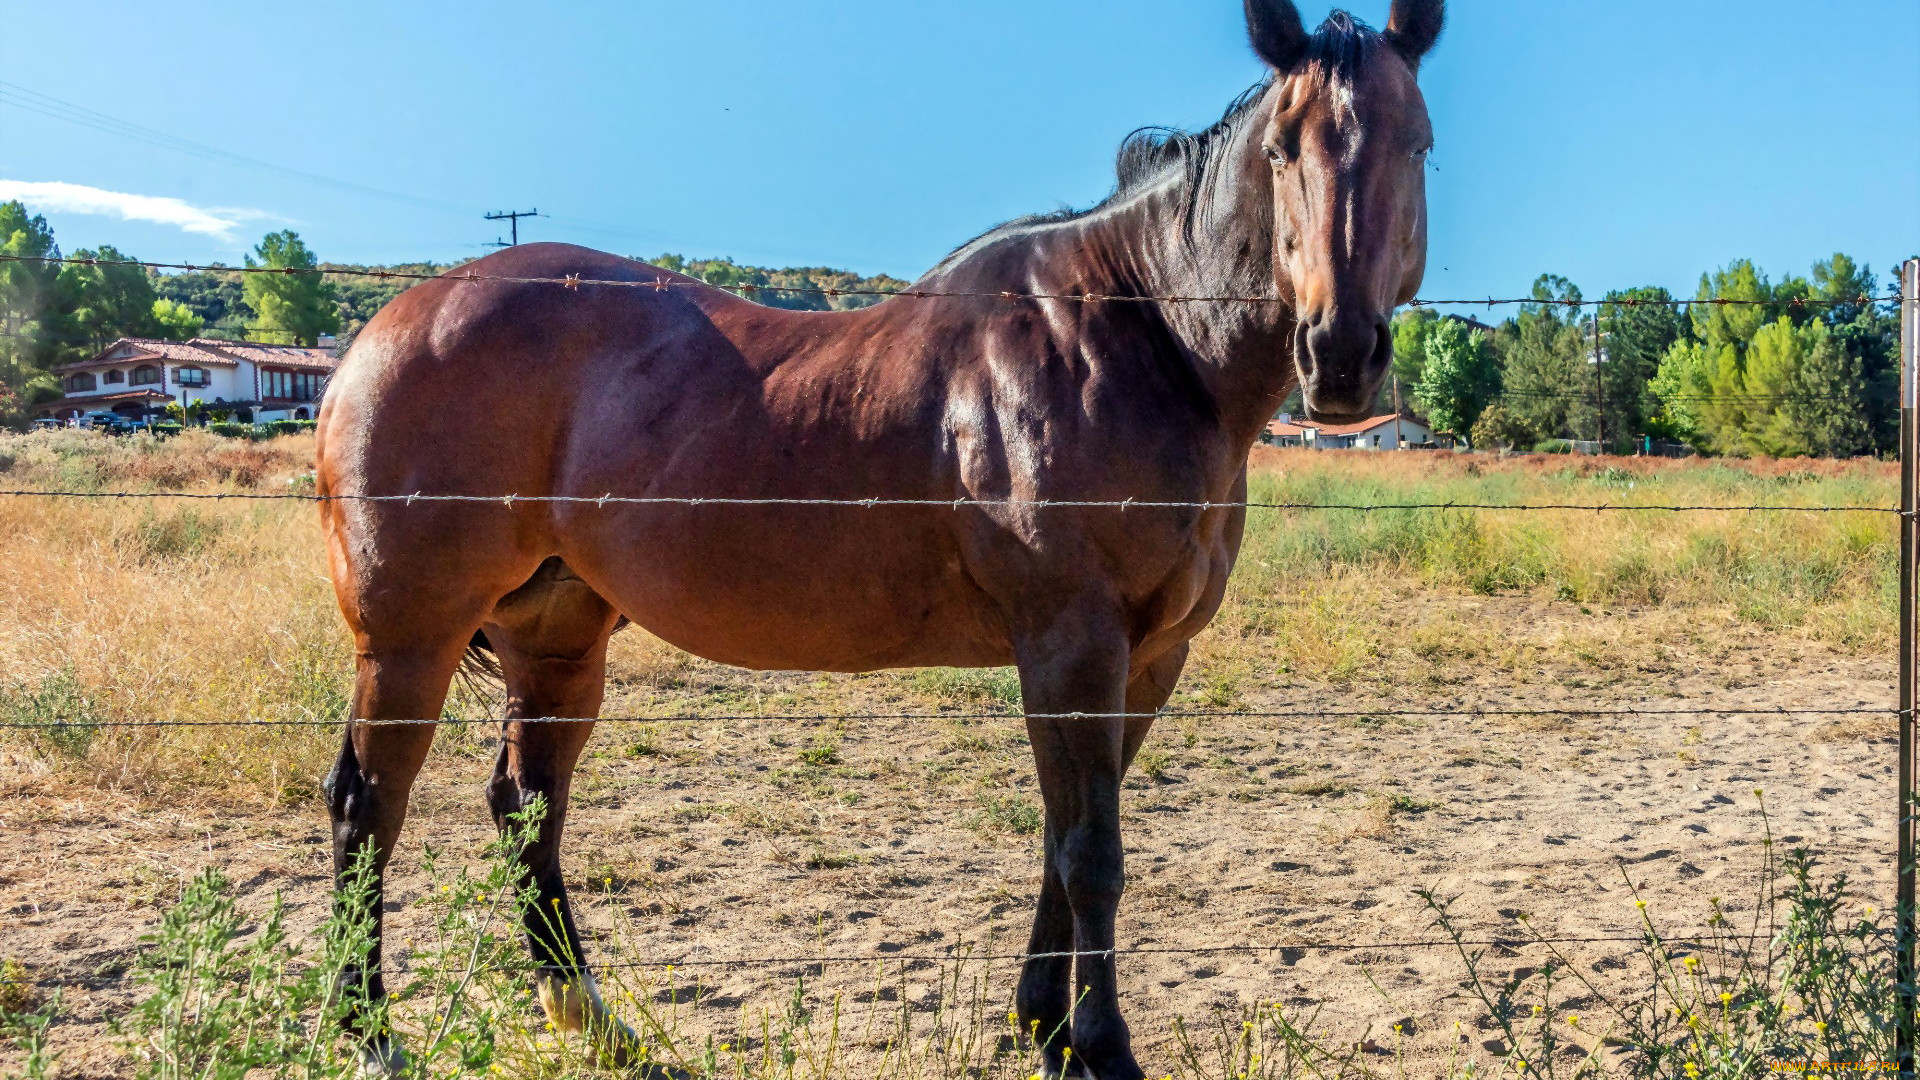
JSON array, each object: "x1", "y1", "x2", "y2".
[{"x1": 950, "y1": 146, "x2": 1298, "y2": 453}]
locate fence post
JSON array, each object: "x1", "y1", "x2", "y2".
[{"x1": 1901, "y1": 257, "x2": 1918, "y2": 1079}]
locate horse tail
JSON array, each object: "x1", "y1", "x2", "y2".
[{"x1": 454, "y1": 627, "x2": 505, "y2": 705}]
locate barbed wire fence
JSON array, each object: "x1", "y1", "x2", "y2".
[{"x1": 2, "y1": 251, "x2": 1916, "y2": 1068}]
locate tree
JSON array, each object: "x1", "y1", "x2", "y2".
[
  {"x1": 1412, "y1": 317, "x2": 1498, "y2": 442},
  {"x1": 644, "y1": 253, "x2": 909, "y2": 313},
  {"x1": 1657, "y1": 257, "x2": 1885, "y2": 457},
  {"x1": 1813, "y1": 254, "x2": 1897, "y2": 456},
  {"x1": 243, "y1": 231, "x2": 339, "y2": 346},
  {"x1": 1649, "y1": 339, "x2": 1716, "y2": 447},
  {"x1": 149, "y1": 298, "x2": 203, "y2": 341},
  {"x1": 1726, "y1": 317, "x2": 1868, "y2": 458},
  {"x1": 1789, "y1": 320, "x2": 1871, "y2": 458},
  {"x1": 1497, "y1": 274, "x2": 1592, "y2": 442},
  {"x1": 1390, "y1": 307, "x2": 1438, "y2": 390},
  {"x1": 58, "y1": 245, "x2": 160, "y2": 352},
  {"x1": 0, "y1": 201, "x2": 63, "y2": 384},
  {"x1": 155, "y1": 268, "x2": 249, "y2": 329},
  {"x1": 1597, "y1": 286, "x2": 1683, "y2": 447}
]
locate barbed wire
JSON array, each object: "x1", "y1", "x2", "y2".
[
  {"x1": 0, "y1": 705, "x2": 1892, "y2": 731},
  {"x1": 0, "y1": 254, "x2": 1901, "y2": 308},
  {"x1": 20, "y1": 929, "x2": 1736, "y2": 991},
  {"x1": 0, "y1": 489, "x2": 1896, "y2": 514}
]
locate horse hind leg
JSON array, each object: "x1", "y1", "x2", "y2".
[
  {"x1": 326, "y1": 601, "x2": 496, "y2": 1075},
  {"x1": 479, "y1": 559, "x2": 640, "y2": 1066}
]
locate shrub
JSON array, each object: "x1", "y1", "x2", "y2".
[
  {"x1": 1469, "y1": 402, "x2": 1537, "y2": 451},
  {"x1": 1532, "y1": 439, "x2": 1574, "y2": 454}
]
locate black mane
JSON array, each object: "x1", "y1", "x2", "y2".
[{"x1": 934, "y1": 11, "x2": 1388, "y2": 268}]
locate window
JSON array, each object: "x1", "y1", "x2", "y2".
[
  {"x1": 130, "y1": 365, "x2": 160, "y2": 386},
  {"x1": 175, "y1": 366, "x2": 208, "y2": 387},
  {"x1": 103, "y1": 369, "x2": 125, "y2": 384},
  {"x1": 262, "y1": 368, "x2": 320, "y2": 402},
  {"x1": 66, "y1": 372, "x2": 97, "y2": 392}
]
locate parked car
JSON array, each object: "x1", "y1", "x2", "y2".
[{"x1": 81, "y1": 411, "x2": 141, "y2": 433}]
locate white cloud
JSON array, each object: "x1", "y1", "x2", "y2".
[{"x1": 0, "y1": 180, "x2": 273, "y2": 241}]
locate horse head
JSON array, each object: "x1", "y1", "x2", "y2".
[{"x1": 1246, "y1": 0, "x2": 1442, "y2": 422}]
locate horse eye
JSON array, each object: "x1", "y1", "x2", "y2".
[
  {"x1": 1413, "y1": 144, "x2": 1434, "y2": 160},
  {"x1": 1264, "y1": 146, "x2": 1287, "y2": 166}
]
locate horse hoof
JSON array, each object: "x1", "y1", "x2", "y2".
[
  {"x1": 356, "y1": 1034, "x2": 410, "y2": 1078},
  {"x1": 586, "y1": 1013, "x2": 646, "y2": 1069}
]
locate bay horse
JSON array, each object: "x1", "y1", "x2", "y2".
[{"x1": 315, "y1": 2, "x2": 1443, "y2": 1075}]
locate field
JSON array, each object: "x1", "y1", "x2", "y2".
[{"x1": 0, "y1": 430, "x2": 1898, "y2": 1077}]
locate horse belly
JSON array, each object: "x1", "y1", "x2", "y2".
[{"x1": 556, "y1": 508, "x2": 1014, "y2": 672}]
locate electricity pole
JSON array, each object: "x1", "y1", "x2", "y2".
[
  {"x1": 484, "y1": 208, "x2": 539, "y2": 247},
  {"x1": 1593, "y1": 306, "x2": 1606, "y2": 455}
]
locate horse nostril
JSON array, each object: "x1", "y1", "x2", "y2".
[{"x1": 1367, "y1": 323, "x2": 1393, "y2": 375}]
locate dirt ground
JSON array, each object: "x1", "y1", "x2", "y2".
[{"x1": 0, "y1": 594, "x2": 1895, "y2": 1077}]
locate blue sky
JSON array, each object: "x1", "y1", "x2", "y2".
[{"x1": 2, "y1": 1, "x2": 1915, "y2": 299}]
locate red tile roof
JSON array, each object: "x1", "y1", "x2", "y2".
[
  {"x1": 1307, "y1": 415, "x2": 1409, "y2": 437},
  {"x1": 55, "y1": 337, "x2": 338, "y2": 373},
  {"x1": 1266, "y1": 414, "x2": 1417, "y2": 440}
]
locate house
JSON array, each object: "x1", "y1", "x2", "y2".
[
  {"x1": 40, "y1": 337, "x2": 340, "y2": 424},
  {"x1": 1262, "y1": 412, "x2": 1441, "y2": 450},
  {"x1": 1265, "y1": 415, "x2": 1316, "y2": 447}
]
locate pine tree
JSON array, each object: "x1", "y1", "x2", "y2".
[
  {"x1": 58, "y1": 245, "x2": 160, "y2": 352},
  {"x1": 243, "y1": 231, "x2": 340, "y2": 346}
]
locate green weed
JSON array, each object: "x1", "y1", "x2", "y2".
[
  {"x1": 1, "y1": 668, "x2": 101, "y2": 759},
  {"x1": 973, "y1": 793, "x2": 1043, "y2": 836},
  {"x1": 910, "y1": 667, "x2": 1022, "y2": 708}
]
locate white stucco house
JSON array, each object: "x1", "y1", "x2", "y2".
[
  {"x1": 40, "y1": 337, "x2": 339, "y2": 424},
  {"x1": 1263, "y1": 412, "x2": 1446, "y2": 450}
]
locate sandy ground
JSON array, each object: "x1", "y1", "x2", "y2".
[{"x1": 0, "y1": 595, "x2": 1895, "y2": 1077}]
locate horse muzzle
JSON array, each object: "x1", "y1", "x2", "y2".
[{"x1": 1295, "y1": 310, "x2": 1392, "y2": 424}]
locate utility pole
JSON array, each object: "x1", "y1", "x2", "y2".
[
  {"x1": 484, "y1": 208, "x2": 539, "y2": 248},
  {"x1": 1593, "y1": 306, "x2": 1606, "y2": 455},
  {"x1": 1391, "y1": 373, "x2": 1405, "y2": 449},
  {"x1": 1898, "y1": 257, "x2": 1918, "y2": 1080}
]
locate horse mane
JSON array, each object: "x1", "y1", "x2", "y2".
[{"x1": 930, "y1": 11, "x2": 1387, "y2": 272}]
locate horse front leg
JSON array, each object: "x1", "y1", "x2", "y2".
[
  {"x1": 1017, "y1": 641, "x2": 1187, "y2": 1077},
  {"x1": 1014, "y1": 613, "x2": 1143, "y2": 1080}
]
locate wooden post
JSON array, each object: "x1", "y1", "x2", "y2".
[
  {"x1": 1392, "y1": 373, "x2": 1405, "y2": 450},
  {"x1": 1901, "y1": 258, "x2": 1918, "y2": 1079},
  {"x1": 1594, "y1": 305, "x2": 1606, "y2": 454}
]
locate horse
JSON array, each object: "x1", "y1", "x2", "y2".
[{"x1": 314, "y1": 1, "x2": 1442, "y2": 1074}]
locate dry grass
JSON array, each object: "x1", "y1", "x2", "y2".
[{"x1": 0, "y1": 435, "x2": 1896, "y2": 805}]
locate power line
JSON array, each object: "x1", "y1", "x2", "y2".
[
  {"x1": 0, "y1": 81, "x2": 478, "y2": 219},
  {"x1": 0, "y1": 254, "x2": 1901, "y2": 308}
]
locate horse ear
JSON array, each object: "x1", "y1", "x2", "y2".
[
  {"x1": 1244, "y1": 0, "x2": 1308, "y2": 72},
  {"x1": 1384, "y1": 0, "x2": 1445, "y2": 68}
]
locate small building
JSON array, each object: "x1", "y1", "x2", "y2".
[
  {"x1": 41, "y1": 337, "x2": 339, "y2": 424},
  {"x1": 1263, "y1": 413, "x2": 1440, "y2": 450}
]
